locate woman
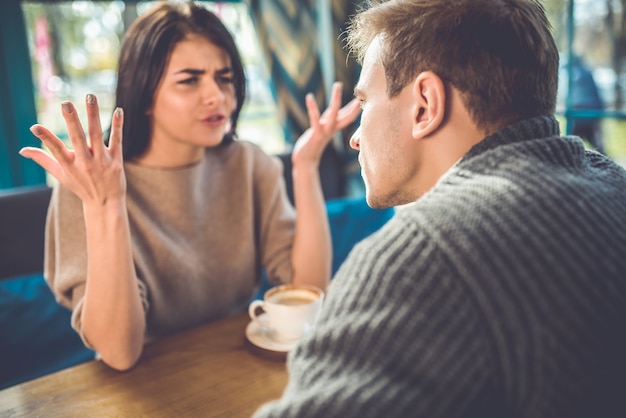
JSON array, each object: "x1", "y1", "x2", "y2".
[{"x1": 20, "y1": 2, "x2": 360, "y2": 371}]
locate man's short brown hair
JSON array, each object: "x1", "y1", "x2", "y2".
[{"x1": 347, "y1": 0, "x2": 559, "y2": 132}]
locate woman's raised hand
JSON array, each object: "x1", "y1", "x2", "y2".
[
  {"x1": 20, "y1": 94, "x2": 127, "y2": 207},
  {"x1": 292, "y1": 81, "x2": 361, "y2": 167}
]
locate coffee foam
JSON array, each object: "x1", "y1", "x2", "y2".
[{"x1": 268, "y1": 288, "x2": 319, "y2": 305}]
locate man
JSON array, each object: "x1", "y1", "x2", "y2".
[{"x1": 254, "y1": 1, "x2": 626, "y2": 417}]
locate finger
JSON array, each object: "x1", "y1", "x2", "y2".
[
  {"x1": 328, "y1": 81, "x2": 343, "y2": 113},
  {"x1": 19, "y1": 147, "x2": 65, "y2": 181},
  {"x1": 61, "y1": 101, "x2": 91, "y2": 159},
  {"x1": 319, "y1": 82, "x2": 343, "y2": 123},
  {"x1": 85, "y1": 94, "x2": 105, "y2": 157},
  {"x1": 305, "y1": 93, "x2": 321, "y2": 127},
  {"x1": 29, "y1": 124, "x2": 73, "y2": 165},
  {"x1": 335, "y1": 98, "x2": 362, "y2": 130},
  {"x1": 107, "y1": 107, "x2": 124, "y2": 156}
]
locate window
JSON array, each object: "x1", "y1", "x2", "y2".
[
  {"x1": 21, "y1": 1, "x2": 288, "y2": 155},
  {"x1": 547, "y1": 0, "x2": 626, "y2": 165}
]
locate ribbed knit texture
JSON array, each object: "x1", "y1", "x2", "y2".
[
  {"x1": 254, "y1": 116, "x2": 626, "y2": 418},
  {"x1": 44, "y1": 140, "x2": 296, "y2": 345}
]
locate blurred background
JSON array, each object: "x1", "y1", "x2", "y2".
[{"x1": 2, "y1": 0, "x2": 626, "y2": 193}]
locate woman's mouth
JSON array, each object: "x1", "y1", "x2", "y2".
[{"x1": 202, "y1": 114, "x2": 225, "y2": 126}]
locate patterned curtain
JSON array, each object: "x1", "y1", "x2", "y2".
[
  {"x1": 329, "y1": 0, "x2": 365, "y2": 194},
  {"x1": 330, "y1": 0, "x2": 362, "y2": 152},
  {"x1": 245, "y1": 0, "x2": 365, "y2": 196},
  {"x1": 245, "y1": 0, "x2": 326, "y2": 141}
]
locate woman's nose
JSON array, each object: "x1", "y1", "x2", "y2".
[
  {"x1": 202, "y1": 80, "x2": 224, "y2": 105},
  {"x1": 349, "y1": 126, "x2": 361, "y2": 150}
]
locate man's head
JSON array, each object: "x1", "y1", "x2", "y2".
[
  {"x1": 347, "y1": 0, "x2": 559, "y2": 208},
  {"x1": 348, "y1": 0, "x2": 558, "y2": 132}
]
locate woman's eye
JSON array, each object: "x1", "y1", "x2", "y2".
[
  {"x1": 179, "y1": 77, "x2": 198, "y2": 85},
  {"x1": 217, "y1": 76, "x2": 234, "y2": 85}
]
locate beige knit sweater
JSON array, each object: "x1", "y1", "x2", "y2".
[{"x1": 44, "y1": 140, "x2": 295, "y2": 344}]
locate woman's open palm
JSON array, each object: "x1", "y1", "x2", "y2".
[
  {"x1": 20, "y1": 94, "x2": 126, "y2": 208},
  {"x1": 292, "y1": 82, "x2": 361, "y2": 167}
]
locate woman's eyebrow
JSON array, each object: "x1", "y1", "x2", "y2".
[
  {"x1": 174, "y1": 68, "x2": 205, "y2": 76},
  {"x1": 173, "y1": 67, "x2": 233, "y2": 76}
]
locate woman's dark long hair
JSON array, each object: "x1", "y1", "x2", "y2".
[{"x1": 115, "y1": 2, "x2": 246, "y2": 159}]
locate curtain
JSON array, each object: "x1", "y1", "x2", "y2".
[
  {"x1": 330, "y1": 0, "x2": 362, "y2": 151},
  {"x1": 245, "y1": 0, "x2": 327, "y2": 141},
  {"x1": 245, "y1": 0, "x2": 365, "y2": 195},
  {"x1": 0, "y1": 0, "x2": 45, "y2": 188}
]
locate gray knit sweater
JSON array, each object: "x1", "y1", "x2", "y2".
[{"x1": 254, "y1": 116, "x2": 626, "y2": 418}]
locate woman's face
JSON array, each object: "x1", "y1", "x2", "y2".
[{"x1": 138, "y1": 34, "x2": 236, "y2": 167}]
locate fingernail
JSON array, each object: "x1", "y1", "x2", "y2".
[
  {"x1": 86, "y1": 94, "x2": 96, "y2": 105},
  {"x1": 30, "y1": 125, "x2": 42, "y2": 136},
  {"x1": 62, "y1": 102, "x2": 72, "y2": 114},
  {"x1": 114, "y1": 107, "x2": 123, "y2": 119}
]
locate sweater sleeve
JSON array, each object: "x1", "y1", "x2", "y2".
[
  {"x1": 251, "y1": 147, "x2": 295, "y2": 285},
  {"x1": 43, "y1": 183, "x2": 148, "y2": 348},
  {"x1": 44, "y1": 184, "x2": 88, "y2": 312},
  {"x1": 253, "y1": 216, "x2": 497, "y2": 418}
]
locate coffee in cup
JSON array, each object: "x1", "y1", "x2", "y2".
[{"x1": 248, "y1": 284, "x2": 324, "y2": 343}]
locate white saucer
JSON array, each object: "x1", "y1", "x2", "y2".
[{"x1": 245, "y1": 314, "x2": 299, "y2": 352}]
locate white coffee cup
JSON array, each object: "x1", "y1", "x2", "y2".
[{"x1": 248, "y1": 284, "x2": 324, "y2": 343}]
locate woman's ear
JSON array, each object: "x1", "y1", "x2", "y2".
[{"x1": 411, "y1": 71, "x2": 445, "y2": 139}]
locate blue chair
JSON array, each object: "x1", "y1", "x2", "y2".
[
  {"x1": 0, "y1": 186, "x2": 94, "y2": 390},
  {"x1": 326, "y1": 196, "x2": 394, "y2": 275}
]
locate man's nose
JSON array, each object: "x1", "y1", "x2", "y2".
[{"x1": 349, "y1": 126, "x2": 361, "y2": 150}]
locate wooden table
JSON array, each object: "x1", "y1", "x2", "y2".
[{"x1": 0, "y1": 313, "x2": 288, "y2": 417}]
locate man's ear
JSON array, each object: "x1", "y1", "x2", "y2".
[{"x1": 411, "y1": 71, "x2": 445, "y2": 139}]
